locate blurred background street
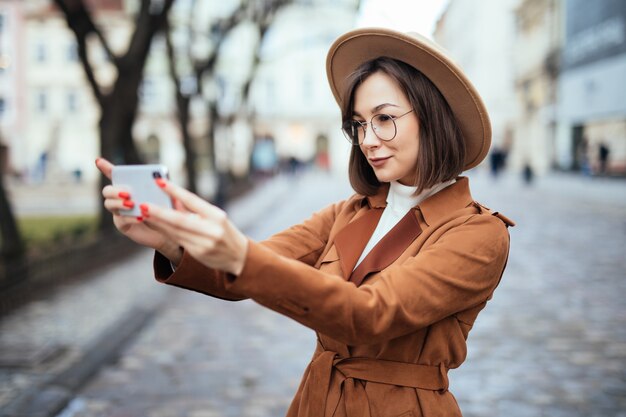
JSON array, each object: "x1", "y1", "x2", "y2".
[{"x1": 1, "y1": 0, "x2": 625, "y2": 416}]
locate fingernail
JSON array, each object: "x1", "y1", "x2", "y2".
[
  {"x1": 136, "y1": 216, "x2": 143, "y2": 222},
  {"x1": 119, "y1": 191, "x2": 131, "y2": 199},
  {"x1": 123, "y1": 200, "x2": 135, "y2": 208},
  {"x1": 155, "y1": 178, "x2": 167, "y2": 188},
  {"x1": 95, "y1": 157, "x2": 101, "y2": 164},
  {"x1": 140, "y1": 203, "x2": 149, "y2": 214}
]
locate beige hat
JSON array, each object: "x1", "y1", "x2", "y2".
[{"x1": 326, "y1": 27, "x2": 491, "y2": 170}]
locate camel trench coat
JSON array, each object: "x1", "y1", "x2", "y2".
[{"x1": 154, "y1": 177, "x2": 514, "y2": 417}]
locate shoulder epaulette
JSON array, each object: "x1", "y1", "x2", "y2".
[{"x1": 472, "y1": 201, "x2": 516, "y2": 227}]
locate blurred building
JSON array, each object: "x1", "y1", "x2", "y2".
[
  {"x1": 556, "y1": 0, "x2": 626, "y2": 175},
  {"x1": 1, "y1": 0, "x2": 359, "y2": 189},
  {"x1": 225, "y1": 0, "x2": 359, "y2": 177},
  {"x1": 0, "y1": 0, "x2": 25, "y2": 176},
  {"x1": 0, "y1": 0, "x2": 185, "y2": 185},
  {"x1": 25, "y1": 1, "x2": 130, "y2": 183},
  {"x1": 434, "y1": 0, "x2": 520, "y2": 172},
  {"x1": 133, "y1": 32, "x2": 182, "y2": 176},
  {"x1": 0, "y1": 0, "x2": 133, "y2": 183},
  {"x1": 512, "y1": 0, "x2": 562, "y2": 176}
]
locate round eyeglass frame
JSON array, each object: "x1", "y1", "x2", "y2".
[{"x1": 342, "y1": 109, "x2": 414, "y2": 146}]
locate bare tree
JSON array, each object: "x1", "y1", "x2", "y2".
[
  {"x1": 0, "y1": 142, "x2": 25, "y2": 282},
  {"x1": 165, "y1": 0, "x2": 293, "y2": 200},
  {"x1": 53, "y1": 0, "x2": 175, "y2": 231}
]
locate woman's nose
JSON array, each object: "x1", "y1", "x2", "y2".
[{"x1": 361, "y1": 125, "x2": 381, "y2": 147}]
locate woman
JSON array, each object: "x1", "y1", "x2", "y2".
[{"x1": 97, "y1": 28, "x2": 514, "y2": 417}]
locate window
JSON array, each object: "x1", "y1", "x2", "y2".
[
  {"x1": 139, "y1": 78, "x2": 155, "y2": 104},
  {"x1": 67, "y1": 42, "x2": 78, "y2": 62},
  {"x1": 265, "y1": 78, "x2": 275, "y2": 111},
  {"x1": 67, "y1": 91, "x2": 77, "y2": 112},
  {"x1": 36, "y1": 91, "x2": 47, "y2": 112},
  {"x1": 35, "y1": 43, "x2": 47, "y2": 63},
  {"x1": 0, "y1": 54, "x2": 8, "y2": 73},
  {"x1": 302, "y1": 73, "x2": 313, "y2": 104}
]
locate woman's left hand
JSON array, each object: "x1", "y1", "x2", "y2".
[{"x1": 141, "y1": 178, "x2": 248, "y2": 275}]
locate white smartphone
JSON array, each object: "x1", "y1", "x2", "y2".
[{"x1": 111, "y1": 164, "x2": 173, "y2": 217}]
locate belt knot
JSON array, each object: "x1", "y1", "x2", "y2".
[{"x1": 299, "y1": 348, "x2": 449, "y2": 417}]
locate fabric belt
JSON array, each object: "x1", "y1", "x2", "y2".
[{"x1": 299, "y1": 348, "x2": 449, "y2": 417}]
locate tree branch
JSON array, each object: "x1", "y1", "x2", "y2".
[
  {"x1": 124, "y1": 0, "x2": 175, "y2": 68},
  {"x1": 76, "y1": 37, "x2": 104, "y2": 105},
  {"x1": 193, "y1": 1, "x2": 249, "y2": 76},
  {"x1": 53, "y1": 0, "x2": 107, "y2": 104},
  {"x1": 165, "y1": 21, "x2": 182, "y2": 98}
]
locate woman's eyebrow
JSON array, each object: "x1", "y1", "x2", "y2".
[{"x1": 353, "y1": 103, "x2": 400, "y2": 117}]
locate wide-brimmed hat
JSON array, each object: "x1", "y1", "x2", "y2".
[{"x1": 326, "y1": 27, "x2": 491, "y2": 170}]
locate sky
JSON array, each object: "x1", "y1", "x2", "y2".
[{"x1": 356, "y1": 0, "x2": 450, "y2": 38}]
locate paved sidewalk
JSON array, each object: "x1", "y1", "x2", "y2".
[{"x1": 453, "y1": 171, "x2": 626, "y2": 417}]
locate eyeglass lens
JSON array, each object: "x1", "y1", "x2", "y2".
[{"x1": 342, "y1": 114, "x2": 398, "y2": 145}]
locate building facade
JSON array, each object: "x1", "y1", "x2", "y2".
[
  {"x1": 513, "y1": 0, "x2": 562, "y2": 175},
  {"x1": 0, "y1": 0, "x2": 25, "y2": 176},
  {"x1": 434, "y1": 0, "x2": 520, "y2": 172},
  {"x1": 3, "y1": 0, "x2": 359, "y2": 188},
  {"x1": 556, "y1": 0, "x2": 626, "y2": 175},
  {"x1": 238, "y1": 1, "x2": 359, "y2": 177},
  {"x1": 2, "y1": 0, "x2": 134, "y2": 183}
]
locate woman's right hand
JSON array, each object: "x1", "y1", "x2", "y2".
[{"x1": 95, "y1": 158, "x2": 183, "y2": 264}]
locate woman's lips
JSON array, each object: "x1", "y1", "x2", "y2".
[{"x1": 369, "y1": 156, "x2": 391, "y2": 168}]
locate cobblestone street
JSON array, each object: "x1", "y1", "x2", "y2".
[{"x1": 2, "y1": 169, "x2": 625, "y2": 417}]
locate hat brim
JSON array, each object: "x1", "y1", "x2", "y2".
[{"x1": 326, "y1": 27, "x2": 491, "y2": 170}]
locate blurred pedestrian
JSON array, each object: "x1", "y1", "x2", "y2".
[
  {"x1": 34, "y1": 151, "x2": 48, "y2": 183},
  {"x1": 97, "y1": 28, "x2": 514, "y2": 417},
  {"x1": 251, "y1": 136, "x2": 278, "y2": 178},
  {"x1": 522, "y1": 162, "x2": 534, "y2": 185},
  {"x1": 579, "y1": 136, "x2": 591, "y2": 177},
  {"x1": 489, "y1": 146, "x2": 506, "y2": 178},
  {"x1": 598, "y1": 141, "x2": 610, "y2": 175}
]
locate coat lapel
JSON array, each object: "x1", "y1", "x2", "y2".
[
  {"x1": 349, "y1": 210, "x2": 422, "y2": 287},
  {"x1": 334, "y1": 208, "x2": 384, "y2": 279}
]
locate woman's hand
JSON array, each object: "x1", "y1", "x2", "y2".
[
  {"x1": 95, "y1": 158, "x2": 182, "y2": 264},
  {"x1": 138, "y1": 178, "x2": 248, "y2": 276}
]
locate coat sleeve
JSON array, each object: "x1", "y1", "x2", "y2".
[
  {"x1": 153, "y1": 200, "x2": 345, "y2": 300},
  {"x1": 223, "y1": 213, "x2": 511, "y2": 345}
]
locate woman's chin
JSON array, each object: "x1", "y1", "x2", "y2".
[{"x1": 374, "y1": 173, "x2": 394, "y2": 183}]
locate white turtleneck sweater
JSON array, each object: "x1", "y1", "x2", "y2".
[{"x1": 354, "y1": 179, "x2": 456, "y2": 270}]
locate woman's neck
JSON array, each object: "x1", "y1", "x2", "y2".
[{"x1": 387, "y1": 179, "x2": 456, "y2": 212}]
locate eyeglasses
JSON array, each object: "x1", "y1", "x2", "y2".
[{"x1": 342, "y1": 109, "x2": 414, "y2": 146}]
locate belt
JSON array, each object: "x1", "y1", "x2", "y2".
[{"x1": 298, "y1": 348, "x2": 449, "y2": 417}]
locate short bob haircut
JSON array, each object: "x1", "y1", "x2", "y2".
[{"x1": 342, "y1": 57, "x2": 466, "y2": 196}]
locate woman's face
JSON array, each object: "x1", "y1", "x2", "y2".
[{"x1": 353, "y1": 71, "x2": 420, "y2": 185}]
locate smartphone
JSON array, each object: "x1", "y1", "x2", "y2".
[{"x1": 111, "y1": 165, "x2": 173, "y2": 217}]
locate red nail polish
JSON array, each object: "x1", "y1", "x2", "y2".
[
  {"x1": 123, "y1": 200, "x2": 135, "y2": 208},
  {"x1": 136, "y1": 216, "x2": 143, "y2": 222},
  {"x1": 155, "y1": 178, "x2": 167, "y2": 188},
  {"x1": 139, "y1": 203, "x2": 149, "y2": 214},
  {"x1": 119, "y1": 191, "x2": 131, "y2": 199}
]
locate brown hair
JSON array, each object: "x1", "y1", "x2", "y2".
[{"x1": 342, "y1": 57, "x2": 465, "y2": 195}]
